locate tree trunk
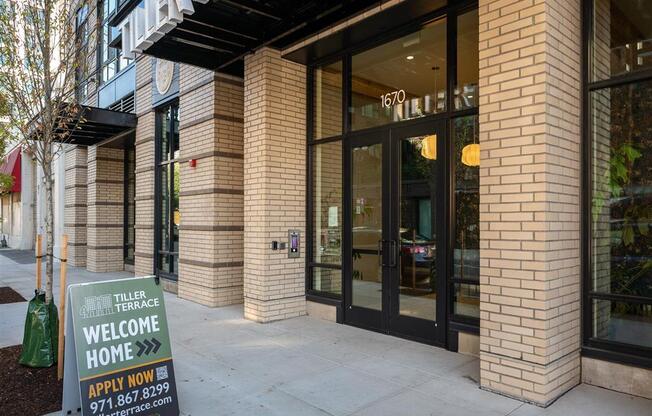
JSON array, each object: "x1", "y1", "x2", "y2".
[{"x1": 43, "y1": 148, "x2": 54, "y2": 305}]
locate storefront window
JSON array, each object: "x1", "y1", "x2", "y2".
[
  {"x1": 350, "y1": 17, "x2": 447, "y2": 130},
  {"x1": 591, "y1": 0, "x2": 652, "y2": 82},
  {"x1": 125, "y1": 146, "x2": 135, "y2": 265},
  {"x1": 452, "y1": 115, "x2": 479, "y2": 319},
  {"x1": 590, "y1": 80, "x2": 652, "y2": 346},
  {"x1": 156, "y1": 103, "x2": 180, "y2": 279},
  {"x1": 313, "y1": 61, "x2": 342, "y2": 139},
  {"x1": 312, "y1": 268, "x2": 342, "y2": 296},
  {"x1": 310, "y1": 140, "x2": 342, "y2": 296},
  {"x1": 312, "y1": 141, "x2": 342, "y2": 265},
  {"x1": 587, "y1": 0, "x2": 652, "y2": 360},
  {"x1": 456, "y1": 9, "x2": 479, "y2": 110}
]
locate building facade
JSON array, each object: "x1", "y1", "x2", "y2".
[
  {"x1": 0, "y1": 145, "x2": 35, "y2": 250},
  {"x1": 55, "y1": 0, "x2": 651, "y2": 406}
]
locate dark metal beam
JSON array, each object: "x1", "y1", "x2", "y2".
[
  {"x1": 176, "y1": 21, "x2": 249, "y2": 48},
  {"x1": 146, "y1": 38, "x2": 228, "y2": 71},
  {"x1": 169, "y1": 30, "x2": 238, "y2": 54},
  {"x1": 183, "y1": 15, "x2": 260, "y2": 41},
  {"x1": 218, "y1": 0, "x2": 283, "y2": 21},
  {"x1": 217, "y1": 20, "x2": 307, "y2": 70}
]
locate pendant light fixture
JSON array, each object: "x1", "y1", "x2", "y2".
[
  {"x1": 421, "y1": 135, "x2": 437, "y2": 160},
  {"x1": 461, "y1": 119, "x2": 479, "y2": 167},
  {"x1": 420, "y1": 66, "x2": 441, "y2": 160}
]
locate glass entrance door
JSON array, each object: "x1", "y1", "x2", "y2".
[
  {"x1": 346, "y1": 131, "x2": 389, "y2": 332},
  {"x1": 344, "y1": 120, "x2": 446, "y2": 345},
  {"x1": 389, "y1": 121, "x2": 446, "y2": 344}
]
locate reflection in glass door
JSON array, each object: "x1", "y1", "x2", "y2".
[
  {"x1": 387, "y1": 124, "x2": 446, "y2": 345},
  {"x1": 351, "y1": 142, "x2": 384, "y2": 312},
  {"x1": 397, "y1": 135, "x2": 438, "y2": 322},
  {"x1": 344, "y1": 121, "x2": 446, "y2": 344},
  {"x1": 346, "y1": 131, "x2": 390, "y2": 332}
]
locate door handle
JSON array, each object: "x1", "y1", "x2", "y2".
[
  {"x1": 377, "y1": 240, "x2": 383, "y2": 267},
  {"x1": 378, "y1": 240, "x2": 397, "y2": 268},
  {"x1": 389, "y1": 240, "x2": 398, "y2": 268}
]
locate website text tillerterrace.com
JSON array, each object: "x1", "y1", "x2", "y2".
[{"x1": 95, "y1": 394, "x2": 173, "y2": 416}]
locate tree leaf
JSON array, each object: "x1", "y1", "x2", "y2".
[{"x1": 622, "y1": 226, "x2": 634, "y2": 247}]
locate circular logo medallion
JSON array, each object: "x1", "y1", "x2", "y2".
[{"x1": 155, "y1": 59, "x2": 174, "y2": 95}]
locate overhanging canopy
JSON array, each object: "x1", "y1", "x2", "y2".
[
  {"x1": 0, "y1": 147, "x2": 21, "y2": 193},
  {"x1": 110, "y1": 0, "x2": 383, "y2": 75},
  {"x1": 50, "y1": 105, "x2": 137, "y2": 147}
]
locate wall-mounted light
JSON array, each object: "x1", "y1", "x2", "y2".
[{"x1": 406, "y1": 55, "x2": 415, "y2": 60}]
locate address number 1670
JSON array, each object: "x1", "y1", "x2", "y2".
[{"x1": 380, "y1": 89, "x2": 406, "y2": 108}]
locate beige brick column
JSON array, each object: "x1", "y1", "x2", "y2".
[
  {"x1": 86, "y1": 146, "x2": 124, "y2": 272},
  {"x1": 134, "y1": 56, "x2": 156, "y2": 277},
  {"x1": 177, "y1": 65, "x2": 245, "y2": 306},
  {"x1": 243, "y1": 47, "x2": 307, "y2": 322},
  {"x1": 64, "y1": 145, "x2": 88, "y2": 267},
  {"x1": 478, "y1": 0, "x2": 581, "y2": 406}
]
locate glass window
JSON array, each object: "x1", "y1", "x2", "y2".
[
  {"x1": 453, "y1": 116, "x2": 479, "y2": 282},
  {"x1": 452, "y1": 115, "x2": 479, "y2": 320},
  {"x1": 158, "y1": 163, "x2": 170, "y2": 271},
  {"x1": 593, "y1": 300, "x2": 652, "y2": 349},
  {"x1": 312, "y1": 141, "x2": 342, "y2": 266},
  {"x1": 75, "y1": 4, "x2": 90, "y2": 102},
  {"x1": 313, "y1": 61, "x2": 342, "y2": 139},
  {"x1": 587, "y1": 1, "x2": 652, "y2": 359},
  {"x1": 454, "y1": 283, "x2": 479, "y2": 319},
  {"x1": 98, "y1": 0, "x2": 132, "y2": 84},
  {"x1": 456, "y1": 9, "x2": 479, "y2": 110},
  {"x1": 592, "y1": 0, "x2": 652, "y2": 81},
  {"x1": 125, "y1": 147, "x2": 135, "y2": 265},
  {"x1": 590, "y1": 80, "x2": 652, "y2": 300},
  {"x1": 312, "y1": 268, "x2": 342, "y2": 295},
  {"x1": 156, "y1": 104, "x2": 180, "y2": 279},
  {"x1": 351, "y1": 17, "x2": 447, "y2": 130},
  {"x1": 172, "y1": 161, "x2": 180, "y2": 276},
  {"x1": 590, "y1": 79, "x2": 652, "y2": 346}
]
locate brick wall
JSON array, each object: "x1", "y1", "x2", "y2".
[
  {"x1": 177, "y1": 65, "x2": 245, "y2": 306},
  {"x1": 86, "y1": 146, "x2": 124, "y2": 272},
  {"x1": 134, "y1": 55, "x2": 156, "y2": 277},
  {"x1": 64, "y1": 145, "x2": 88, "y2": 267},
  {"x1": 478, "y1": 0, "x2": 582, "y2": 406},
  {"x1": 243, "y1": 48, "x2": 307, "y2": 322}
]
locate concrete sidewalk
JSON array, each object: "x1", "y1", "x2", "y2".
[{"x1": 1, "y1": 250, "x2": 649, "y2": 416}]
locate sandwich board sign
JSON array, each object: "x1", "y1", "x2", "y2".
[{"x1": 62, "y1": 276, "x2": 179, "y2": 416}]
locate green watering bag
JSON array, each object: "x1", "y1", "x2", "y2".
[{"x1": 18, "y1": 291, "x2": 59, "y2": 367}]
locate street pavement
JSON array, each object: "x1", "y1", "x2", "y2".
[{"x1": 0, "y1": 249, "x2": 649, "y2": 416}]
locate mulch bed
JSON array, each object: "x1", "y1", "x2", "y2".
[
  {"x1": 0, "y1": 287, "x2": 26, "y2": 304},
  {"x1": 0, "y1": 345, "x2": 62, "y2": 416}
]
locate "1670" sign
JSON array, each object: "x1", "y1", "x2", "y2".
[{"x1": 380, "y1": 89, "x2": 406, "y2": 108}]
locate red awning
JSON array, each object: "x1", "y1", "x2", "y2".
[{"x1": 0, "y1": 147, "x2": 21, "y2": 193}]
